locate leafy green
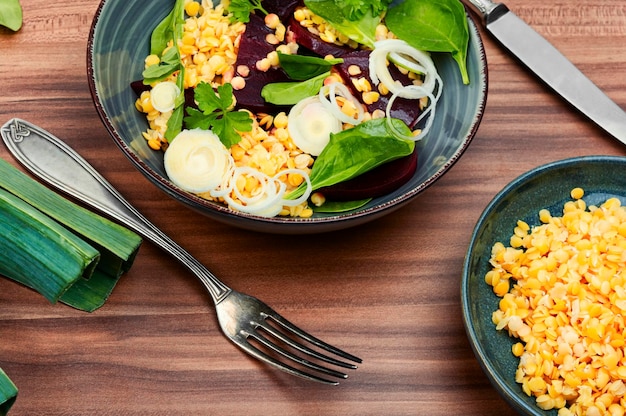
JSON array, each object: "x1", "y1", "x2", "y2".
[
  {"x1": 386, "y1": 0, "x2": 470, "y2": 84},
  {"x1": 145, "y1": 0, "x2": 187, "y2": 140},
  {"x1": 288, "y1": 118, "x2": 415, "y2": 198},
  {"x1": 149, "y1": 0, "x2": 186, "y2": 55},
  {"x1": 0, "y1": 0, "x2": 22, "y2": 32},
  {"x1": 303, "y1": 0, "x2": 390, "y2": 48},
  {"x1": 313, "y1": 198, "x2": 371, "y2": 213},
  {"x1": 278, "y1": 52, "x2": 343, "y2": 80},
  {"x1": 184, "y1": 82, "x2": 253, "y2": 148},
  {"x1": 261, "y1": 72, "x2": 329, "y2": 106},
  {"x1": 227, "y1": 0, "x2": 267, "y2": 23},
  {"x1": 0, "y1": 368, "x2": 17, "y2": 416},
  {"x1": 142, "y1": 47, "x2": 180, "y2": 84}
]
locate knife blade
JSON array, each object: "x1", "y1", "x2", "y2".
[{"x1": 461, "y1": 0, "x2": 626, "y2": 145}]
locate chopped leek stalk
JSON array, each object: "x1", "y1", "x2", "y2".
[
  {"x1": 0, "y1": 158, "x2": 142, "y2": 312},
  {"x1": 0, "y1": 159, "x2": 141, "y2": 264},
  {"x1": 0, "y1": 187, "x2": 100, "y2": 303},
  {"x1": 0, "y1": 368, "x2": 17, "y2": 416}
]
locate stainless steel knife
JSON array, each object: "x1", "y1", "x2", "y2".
[{"x1": 461, "y1": 0, "x2": 626, "y2": 145}]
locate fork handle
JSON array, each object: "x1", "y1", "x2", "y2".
[{"x1": 0, "y1": 118, "x2": 231, "y2": 303}]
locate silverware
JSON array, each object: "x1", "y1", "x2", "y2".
[
  {"x1": 0, "y1": 118, "x2": 361, "y2": 385},
  {"x1": 461, "y1": 0, "x2": 626, "y2": 145}
]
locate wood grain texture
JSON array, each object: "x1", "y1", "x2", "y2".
[{"x1": 1, "y1": 0, "x2": 625, "y2": 414}]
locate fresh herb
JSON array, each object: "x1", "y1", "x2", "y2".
[
  {"x1": 227, "y1": 0, "x2": 267, "y2": 23},
  {"x1": 145, "y1": 0, "x2": 187, "y2": 140},
  {"x1": 339, "y1": 0, "x2": 390, "y2": 21},
  {"x1": 386, "y1": 0, "x2": 470, "y2": 84},
  {"x1": 142, "y1": 47, "x2": 180, "y2": 84},
  {"x1": 303, "y1": 0, "x2": 391, "y2": 48},
  {"x1": 185, "y1": 82, "x2": 253, "y2": 148},
  {"x1": 164, "y1": 90, "x2": 186, "y2": 141},
  {"x1": 288, "y1": 118, "x2": 415, "y2": 199},
  {"x1": 0, "y1": 0, "x2": 22, "y2": 31},
  {"x1": 278, "y1": 52, "x2": 343, "y2": 80},
  {"x1": 261, "y1": 72, "x2": 329, "y2": 106},
  {"x1": 149, "y1": 0, "x2": 185, "y2": 55}
]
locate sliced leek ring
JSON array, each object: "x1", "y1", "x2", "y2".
[
  {"x1": 164, "y1": 129, "x2": 233, "y2": 194},
  {"x1": 369, "y1": 39, "x2": 440, "y2": 99},
  {"x1": 150, "y1": 81, "x2": 181, "y2": 113},
  {"x1": 288, "y1": 96, "x2": 342, "y2": 156}
]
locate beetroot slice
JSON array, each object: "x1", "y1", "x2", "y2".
[
  {"x1": 317, "y1": 150, "x2": 418, "y2": 201},
  {"x1": 261, "y1": 0, "x2": 302, "y2": 22},
  {"x1": 333, "y1": 50, "x2": 424, "y2": 129},
  {"x1": 232, "y1": 13, "x2": 291, "y2": 114},
  {"x1": 288, "y1": 17, "x2": 354, "y2": 58}
]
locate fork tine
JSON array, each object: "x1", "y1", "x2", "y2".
[
  {"x1": 248, "y1": 330, "x2": 350, "y2": 378},
  {"x1": 263, "y1": 311, "x2": 363, "y2": 364},
  {"x1": 255, "y1": 318, "x2": 358, "y2": 369},
  {"x1": 236, "y1": 337, "x2": 343, "y2": 385}
]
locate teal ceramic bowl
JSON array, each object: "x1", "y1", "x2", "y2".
[
  {"x1": 462, "y1": 156, "x2": 626, "y2": 415},
  {"x1": 87, "y1": 0, "x2": 487, "y2": 234}
]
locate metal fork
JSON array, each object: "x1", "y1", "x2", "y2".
[{"x1": 0, "y1": 118, "x2": 361, "y2": 385}]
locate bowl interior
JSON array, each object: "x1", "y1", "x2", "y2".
[
  {"x1": 462, "y1": 156, "x2": 626, "y2": 415},
  {"x1": 88, "y1": 0, "x2": 487, "y2": 233}
]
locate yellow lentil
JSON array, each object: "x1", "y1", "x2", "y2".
[{"x1": 486, "y1": 188, "x2": 626, "y2": 414}]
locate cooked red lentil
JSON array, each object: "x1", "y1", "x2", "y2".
[{"x1": 486, "y1": 188, "x2": 626, "y2": 415}]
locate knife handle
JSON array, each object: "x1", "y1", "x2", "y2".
[{"x1": 460, "y1": 0, "x2": 510, "y2": 24}]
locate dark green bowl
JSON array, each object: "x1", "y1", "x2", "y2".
[
  {"x1": 462, "y1": 155, "x2": 626, "y2": 415},
  {"x1": 87, "y1": 0, "x2": 487, "y2": 234}
]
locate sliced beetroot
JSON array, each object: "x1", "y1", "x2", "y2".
[
  {"x1": 288, "y1": 17, "x2": 354, "y2": 58},
  {"x1": 130, "y1": 80, "x2": 148, "y2": 96},
  {"x1": 262, "y1": 0, "x2": 302, "y2": 22},
  {"x1": 232, "y1": 13, "x2": 291, "y2": 114},
  {"x1": 317, "y1": 150, "x2": 418, "y2": 201},
  {"x1": 333, "y1": 50, "x2": 424, "y2": 129}
]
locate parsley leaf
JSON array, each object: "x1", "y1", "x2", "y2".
[
  {"x1": 227, "y1": 0, "x2": 267, "y2": 23},
  {"x1": 184, "y1": 82, "x2": 253, "y2": 148}
]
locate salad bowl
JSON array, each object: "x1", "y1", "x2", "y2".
[{"x1": 87, "y1": 0, "x2": 488, "y2": 234}]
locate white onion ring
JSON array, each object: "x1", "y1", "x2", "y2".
[
  {"x1": 274, "y1": 169, "x2": 312, "y2": 207},
  {"x1": 385, "y1": 85, "x2": 437, "y2": 142},
  {"x1": 222, "y1": 166, "x2": 313, "y2": 217},
  {"x1": 369, "y1": 39, "x2": 440, "y2": 99},
  {"x1": 318, "y1": 81, "x2": 365, "y2": 125}
]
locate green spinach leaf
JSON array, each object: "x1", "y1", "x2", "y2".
[
  {"x1": 147, "y1": 0, "x2": 186, "y2": 140},
  {"x1": 386, "y1": 0, "x2": 470, "y2": 84},
  {"x1": 0, "y1": 0, "x2": 22, "y2": 32},
  {"x1": 261, "y1": 72, "x2": 329, "y2": 105},
  {"x1": 149, "y1": 0, "x2": 185, "y2": 55},
  {"x1": 288, "y1": 118, "x2": 415, "y2": 199},
  {"x1": 303, "y1": 0, "x2": 387, "y2": 48},
  {"x1": 313, "y1": 198, "x2": 372, "y2": 213},
  {"x1": 278, "y1": 52, "x2": 343, "y2": 80},
  {"x1": 142, "y1": 47, "x2": 180, "y2": 84}
]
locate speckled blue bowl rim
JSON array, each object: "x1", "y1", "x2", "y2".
[{"x1": 462, "y1": 155, "x2": 626, "y2": 415}]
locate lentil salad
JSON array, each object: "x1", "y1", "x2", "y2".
[{"x1": 133, "y1": 0, "x2": 469, "y2": 218}]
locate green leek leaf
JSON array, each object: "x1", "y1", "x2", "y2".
[
  {"x1": 0, "y1": 158, "x2": 142, "y2": 311},
  {"x1": 0, "y1": 368, "x2": 17, "y2": 416},
  {"x1": 0, "y1": 188, "x2": 100, "y2": 304}
]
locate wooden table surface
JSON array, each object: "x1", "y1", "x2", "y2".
[{"x1": 1, "y1": 1, "x2": 625, "y2": 415}]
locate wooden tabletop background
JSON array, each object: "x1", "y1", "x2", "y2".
[{"x1": 1, "y1": 0, "x2": 625, "y2": 415}]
